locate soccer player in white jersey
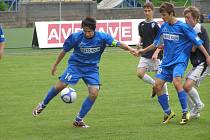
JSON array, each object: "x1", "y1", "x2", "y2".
[
  {"x1": 32, "y1": 16, "x2": 135, "y2": 128},
  {"x1": 0, "y1": 25, "x2": 5, "y2": 60},
  {"x1": 134, "y1": 2, "x2": 210, "y2": 125},
  {"x1": 183, "y1": 6, "x2": 210, "y2": 119},
  {"x1": 136, "y1": 2, "x2": 168, "y2": 98}
]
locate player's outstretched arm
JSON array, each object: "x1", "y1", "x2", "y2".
[
  {"x1": 51, "y1": 50, "x2": 66, "y2": 76},
  {"x1": 118, "y1": 41, "x2": 134, "y2": 51},
  {"x1": 197, "y1": 45, "x2": 210, "y2": 65},
  {"x1": 137, "y1": 44, "x2": 155, "y2": 56},
  {"x1": 117, "y1": 41, "x2": 137, "y2": 56}
]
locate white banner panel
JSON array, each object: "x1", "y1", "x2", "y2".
[{"x1": 35, "y1": 18, "x2": 184, "y2": 48}]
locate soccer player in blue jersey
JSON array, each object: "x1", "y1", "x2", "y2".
[
  {"x1": 135, "y1": 2, "x2": 210, "y2": 125},
  {"x1": 32, "y1": 16, "x2": 135, "y2": 128},
  {"x1": 0, "y1": 26, "x2": 5, "y2": 60}
]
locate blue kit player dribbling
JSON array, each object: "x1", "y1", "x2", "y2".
[
  {"x1": 136, "y1": 2, "x2": 210, "y2": 125},
  {"x1": 32, "y1": 16, "x2": 135, "y2": 128}
]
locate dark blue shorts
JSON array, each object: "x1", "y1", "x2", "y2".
[
  {"x1": 59, "y1": 64, "x2": 100, "y2": 86},
  {"x1": 156, "y1": 63, "x2": 187, "y2": 82}
]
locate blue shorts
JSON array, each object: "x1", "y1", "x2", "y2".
[
  {"x1": 155, "y1": 63, "x2": 187, "y2": 82},
  {"x1": 59, "y1": 64, "x2": 100, "y2": 86}
]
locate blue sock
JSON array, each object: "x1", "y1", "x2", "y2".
[
  {"x1": 76, "y1": 97, "x2": 95, "y2": 121},
  {"x1": 42, "y1": 87, "x2": 59, "y2": 108},
  {"x1": 158, "y1": 94, "x2": 171, "y2": 115},
  {"x1": 178, "y1": 90, "x2": 188, "y2": 113}
]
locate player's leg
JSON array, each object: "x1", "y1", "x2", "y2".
[
  {"x1": 162, "y1": 82, "x2": 169, "y2": 98},
  {"x1": 173, "y1": 63, "x2": 189, "y2": 124},
  {"x1": 187, "y1": 94, "x2": 195, "y2": 112},
  {"x1": 186, "y1": 94, "x2": 201, "y2": 119},
  {"x1": 137, "y1": 57, "x2": 155, "y2": 85},
  {"x1": 184, "y1": 63, "x2": 206, "y2": 118},
  {"x1": 137, "y1": 67, "x2": 155, "y2": 85},
  {"x1": 184, "y1": 68, "x2": 196, "y2": 112},
  {"x1": 137, "y1": 66, "x2": 157, "y2": 98},
  {"x1": 156, "y1": 80, "x2": 175, "y2": 124},
  {"x1": 154, "y1": 80, "x2": 169, "y2": 99},
  {"x1": 184, "y1": 78, "x2": 196, "y2": 107},
  {"x1": 156, "y1": 67, "x2": 175, "y2": 123},
  {"x1": 173, "y1": 76, "x2": 190, "y2": 124},
  {"x1": 173, "y1": 77, "x2": 188, "y2": 113},
  {"x1": 33, "y1": 64, "x2": 79, "y2": 117},
  {"x1": 184, "y1": 80, "x2": 204, "y2": 109},
  {"x1": 156, "y1": 78, "x2": 174, "y2": 123},
  {"x1": 73, "y1": 65, "x2": 100, "y2": 128},
  {"x1": 153, "y1": 59, "x2": 169, "y2": 100},
  {"x1": 32, "y1": 81, "x2": 67, "y2": 117},
  {"x1": 73, "y1": 85, "x2": 99, "y2": 128}
]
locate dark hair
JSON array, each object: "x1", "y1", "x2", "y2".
[
  {"x1": 81, "y1": 16, "x2": 96, "y2": 30},
  {"x1": 183, "y1": 6, "x2": 200, "y2": 22},
  {"x1": 143, "y1": 2, "x2": 154, "y2": 11},
  {"x1": 159, "y1": 2, "x2": 175, "y2": 16}
]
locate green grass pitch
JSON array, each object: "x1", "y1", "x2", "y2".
[{"x1": 0, "y1": 24, "x2": 210, "y2": 140}]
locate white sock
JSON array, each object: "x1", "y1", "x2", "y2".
[
  {"x1": 188, "y1": 87, "x2": 203, "y2": 106},
  {"x1": 142, "y1": 74, "x2": 155, "y2": 85},
  {"x1": 187, "y1": 94, "x2": 195, "y2": 111},
  {"x1": 163, "y1": 83, "x2": 169, "y2": 96}
]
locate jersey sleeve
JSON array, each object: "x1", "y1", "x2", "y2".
[
  {"x1": 138, "y1": 22, "x2": 143, "y2": 37},
  {"x1": 201, "y1": 26, "x2": 210, "y2": 54},
  {"x1": 182, "y1": 24, "x2": 203, "y2": 47},
  {"x1": 63, "y1": 34, "x2": 75, "y2": 52},
  {"x1": 138, "y1": 22, "x2": 144, "y2": 45},
  {"x1": 153, "y1": 22, "x2": 160, "y2": 36},
  {"x1": 103, "y1": 33, "x2": 115, "y2": 46}
]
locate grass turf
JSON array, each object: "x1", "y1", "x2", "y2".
[{"x1": 0, "y1": 23, "x2": 210, "y2": 140}]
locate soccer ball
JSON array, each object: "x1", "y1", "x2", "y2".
[{"x1": 60, "y1": 87, "x2": 77, "y2": 103}]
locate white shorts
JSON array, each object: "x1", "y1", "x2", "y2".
[
  {"x1": 186, "y1": 62, "x2": 209, "y2": 86},
  {"x1": 137, "y1": 57, "x2": 161, "y2": 72}
]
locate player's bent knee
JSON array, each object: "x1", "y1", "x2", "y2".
[
  {"x1": 89, "y1": 93, "x2": 98, "y2": 100},
  {"x1": 183, "y1": 84, "x2": 191, "y2": 92},
  {"x1": 55, "y1": 82, "x2": 68, "y2": 92},
  {"x1": 155, "y1": 86, "x2": 162, "y2": 93},
  {"x1": 136, "y1": 71, "x2": 144, "y2": 79},
  {"x1": 88, "y1": 86, "x2": 99, "y2": 100}
]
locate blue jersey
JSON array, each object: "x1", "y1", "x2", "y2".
[
  {"x1": 153, "y1": 20, "x2": 203, "y2": 67},
  {"x1": 0, "y1": 26, "x2": 5, "y2": 43},
  {"x1": 63, "y1": 31, "x2": 115, "y2": 66}
]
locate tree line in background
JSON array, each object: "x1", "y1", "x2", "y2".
[{"x1": 0, "y1": 1, "x2": 8, "y2": 11}]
